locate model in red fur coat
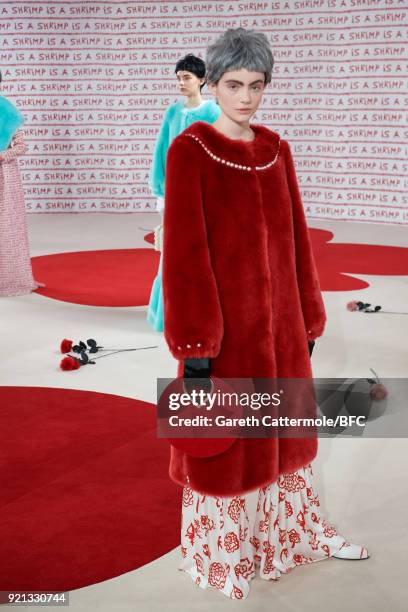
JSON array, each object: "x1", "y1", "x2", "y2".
[
  {"x1": 162, "y1": 95, "x2": 326, "y2": 489},
  {"x1": 161, "y1": 31, "x2": 369, "y2": 599},
  {"x1": 162, "y1": 111, "x2": 327, "y2": 496}
]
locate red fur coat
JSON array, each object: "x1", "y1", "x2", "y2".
[{"x1": 162, "y1": 120, "x2": 326, "y2": 497}]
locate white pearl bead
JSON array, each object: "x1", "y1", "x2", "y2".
[
  {"x1": 186, "y1": 344, "x2": 191, "y2": 348},
  {"x1": 197, "y1": 342, "x2": 202, "y2": 347},
  {"x1": 185, "y1": 133, "x2": 280, "y2": 173}
]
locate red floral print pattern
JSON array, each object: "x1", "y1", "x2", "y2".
[
  {"x1": 279, "y1": 472, "x2": 306, "y2": 492},
  {"x1": 179, "y1": 463, "x2": 354, "y2": 599},
  {"x1": 249, "y1": 536, "x2": 260, "y2": 551},
  {"x1": 208, "y1": 562, "x2": 227, "y2": 589},
  {"x1": 262, "y1": 541, "x2": 276, "y2": 574},
  {"x1": 224, "y1": 532, "x2": 240, "y2": 553},
  {"x1": 322, "y1": 520, "x2": 338, "y2": 538},
  {"x1": 239, "y1": 526, "x2": 248, "y2": 541},
  {"x1": 193, "y1": 553, "x2": 204, "y2": 576},
  {"x1": 232, "y1": 585, "x2": 244, "y2": 599},
  {"x1": 200, "y1": 515, "x2": 215, "y2": 536},
  {"x1": 288, "y1": 529, "x2": 301, "y2": 548},
  {"x1": 202, "y1": 544, "x2": 211, "y2": 559},
  {"x1": 182, "y1": 487, "x2": 194, "y2": 507},
  {"x1": 285, "y1": 500, "x2": 294, "y2": 518},
  {"x1": 227, "y1": 498, "x2": 244, "y2": 524},
  {"x1": 234, "y1": 557, "x2": 254, "y2": 580}
]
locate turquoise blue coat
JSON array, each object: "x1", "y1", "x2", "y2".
[
  {"x1": 147, "y1": 99, "x2": 221, "y2": 332},
  {"x1": 148, "y1": 99, "x2": 220, "y2": 200},
  {"x1": 0, "y1": 95, "x2": 24, "y2": 151}
]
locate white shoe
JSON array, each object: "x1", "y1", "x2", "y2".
[{"x1": 332, "y1": 541, "x2": 370, "y2": 560}]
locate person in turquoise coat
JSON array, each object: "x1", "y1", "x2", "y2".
[{"x1": 147, "y1": 54, "x2": 220, "y2": 332}]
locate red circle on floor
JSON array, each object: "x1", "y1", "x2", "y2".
[
  {"x1": 0, "y1": 386, "x2": 179, "y2": 592},
  {"x1": 31, "y1": 248, "x2": 160, "y2": 306}
]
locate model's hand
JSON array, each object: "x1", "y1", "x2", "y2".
[
  {"x1": 308, "y1": 340, "x2": 315, "y2": 356},
  {"x1": 183, "y1": 358, "x2": 213, "y2": 395}
]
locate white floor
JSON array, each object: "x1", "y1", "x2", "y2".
[{"x1": 1, "y1": 213, "x2": 407, "y2": 611}]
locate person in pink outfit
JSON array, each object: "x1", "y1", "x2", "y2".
[{"x1": 0, "y1": 72, "x2": 42, "y2": 297}]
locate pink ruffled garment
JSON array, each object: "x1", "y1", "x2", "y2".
[
  {"x1": 180, "y1": 462, "x2": 353, "y2": 600},
  {"x1": 0, "y1": 129, "x2": 42, "y2": 297}
]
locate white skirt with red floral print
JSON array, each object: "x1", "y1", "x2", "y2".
[{"x1": 179, "y1": 462, "x2": 350, "y2": 600}]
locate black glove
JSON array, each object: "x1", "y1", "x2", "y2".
[
  {"x1": 183, "y1": 358, "x2": 212, "y2": 395},
  {"x1": 308, "y1": 340, "x2": 315, "y2": 356}
]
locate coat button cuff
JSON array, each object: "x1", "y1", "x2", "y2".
[
  {"x1": 170, "y1": 340, "x2": 219, "y2": 359},
  {"x1": 175, "y1": 342, "x2": 204, "y2": 350}
]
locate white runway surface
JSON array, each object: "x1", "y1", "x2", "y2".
[{"x1": 1, "y1": 213, "x2": 407, "y2": 611}]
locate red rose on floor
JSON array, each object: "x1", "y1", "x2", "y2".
[
  {"x1": 60, "y1": 338, "x2": 73, "y2": 353},
  {"x1": 60, "y1": 356, "x2": 80, "y2": 371},
  {"x1": 370, "y1": 383, "x2": 388, "y2": 400}
]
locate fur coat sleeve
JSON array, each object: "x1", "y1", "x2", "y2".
[
  {"x1": 162, "y1": 136, "x2": 224, "y2": 360},
  {"x1": 282, "y1": 140, "x2": 327, "y2": 341}
]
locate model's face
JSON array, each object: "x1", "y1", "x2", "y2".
[
  {"x1": 176, "y1": 70, "x2": 204, "y2": 97},
  {"x1": 208, "y1": 68, "x2": 266, "y2": 124}
]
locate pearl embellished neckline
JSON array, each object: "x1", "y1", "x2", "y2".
[{"x1": 184, "y1": 132, "x2": 281, "y2": 171}]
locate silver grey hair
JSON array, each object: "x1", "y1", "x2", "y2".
[{"x1": 205, "y1": 28, "x2": 274, "y2": 85}]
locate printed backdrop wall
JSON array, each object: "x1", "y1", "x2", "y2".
[{"x1": 1, "y1": 0, "x2": 407, "y2": 223}]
